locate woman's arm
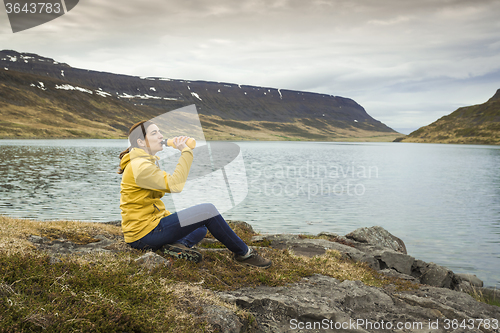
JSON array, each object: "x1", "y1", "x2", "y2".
[{"x1": 133, "y1": 148, "x2": 194, "y2": 192}]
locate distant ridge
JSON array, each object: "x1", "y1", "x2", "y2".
[
  {"x1": 0, "y1": 50, "x2": 399, "y2": 140},
  {"x1": 398, "y1": 89, "x2": 500, "y2": 145}
]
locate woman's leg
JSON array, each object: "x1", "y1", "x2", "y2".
[
  {"x1": 128, "y1": 203, "x2": 248, "y2": 256},
  {"x1": 175, "y1": 226, "x2": 207, "y2": 248}
]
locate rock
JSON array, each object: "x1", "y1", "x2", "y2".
[
  {"x1": 134, "y1": 252, "x2": 171, "y2": 270},
  {"x1": 28, "y1": 235, "x2": 45, "y2": 244},
  {"x1": 227, "y1": 220, "x2": 255, "y2": 234},
  {"x1": 455, "y1": 273, "x2": 484, "y2": 288},
  {"x1": 345, "y1": 226, "x2": 407, "y2": 254},
  {"x1": 218, "y1": 274, "x2": 500, "y2": 333},
  {"x1": 413, "y1": 261, "x2": 454, "y2": 289},
  {"x1": 219, "y1": 274, "x2": 367, "y2": 333},
  {"x1": 201, "y1": 305, "x2": 243, "y2": 333},
  {"x1": 256, "y1": 228, "x2": 485, "y2": 294},
  {"x1": 29, "y1": 234, "x2": 119, "y2": 255},
  {"x1": 75, "y1": 235, "x2": 114, "y2": 253},
  {"x1": 455, "y1": 280, "x2": 474, "y2": 293},
  {"x1": 374, "y1": 250, "x2": 415, "y2": 276},
  {"x1": 317, "y1": 231, "x2": 339, "y2": 238},
  {"x1": 379, "y1": 269, "x2": 417, "y2": 282},
  {"x1": 262, "y1": 234, "x2": 378, "y2": 267},
  {"x1": 250, "y1": 235, "x2": 268, "y2": 242},
  {"x1": 450, "y1": 329, "x2": 483, "y2": 333},
  {"x1": 401, "y1": 285, "x2": 500, "y2": 321}
]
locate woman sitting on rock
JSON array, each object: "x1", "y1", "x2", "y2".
[{"x1": 117, "y1": 120, "x2": 271, "y2": 268}]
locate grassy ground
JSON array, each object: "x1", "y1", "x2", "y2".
[{"x1": 0, "y1": 215, "x2": 468, "y2": 332}]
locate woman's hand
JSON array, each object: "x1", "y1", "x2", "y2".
[{"x1": 172, "y1": 136, "x2": 190, "y2": 151}]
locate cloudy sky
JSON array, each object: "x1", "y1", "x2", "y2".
[{"x1": 1, "y1": 0, "x2": 500, "y2": 133}]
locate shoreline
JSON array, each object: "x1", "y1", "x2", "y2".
[
  {"x1": 4, "y1": 136, "x2": 500, "y2": 146},
  {"x1": 1, "y1": 215, "x2": 498, "y2": 332},
  {"x1": 1, "y1": 214, "x2": 499, "y2": 289},
  {"x1": 0, "y1": 135, "x2": 403, "y2": 142}
]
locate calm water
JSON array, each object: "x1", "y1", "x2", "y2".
[{"x1": 1, "y1": 139, "x2": 499, "y2": 288}]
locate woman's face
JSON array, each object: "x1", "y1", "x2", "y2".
[{"x1": 138, "y1": 124, "x2": 164, "y2": 154}]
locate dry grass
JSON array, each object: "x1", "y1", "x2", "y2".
[
  {"x1": 198, "y1": 114, "x2": 401, "y2": 142},
  {"x1": 0, "y1": 215, "x2": 122, "y2": 255},
  {"x1": 468, "y1": 285, "x2": 500, "y2": 308},
  {"x1": 0, "y1": 215, "x2": 420, "y2": 332}
]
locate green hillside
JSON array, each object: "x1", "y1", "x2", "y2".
[{"x1": 399, "y1": 89, "x2": 500, "y2": 145}]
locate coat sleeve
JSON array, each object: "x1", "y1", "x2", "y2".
[{"x1": 133, "y1": 148, "x2": 194, "y2": 193}]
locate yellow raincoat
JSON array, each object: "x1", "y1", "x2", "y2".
[{"x1": 119, "y1": 147, "x2": 193, "y2": 243}]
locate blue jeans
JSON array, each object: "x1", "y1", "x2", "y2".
[{"x1": 128, "y1": 203, "x2": 249, "y2": 256}]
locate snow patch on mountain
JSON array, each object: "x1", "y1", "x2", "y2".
[
  {"x1": 191, "y1": 92, "x2": 202, "y2": 101},
  {"x1": 117, "y1": 92, "x2": 164, "y2": 100},
  {"x1": 55, "y1": 84, "x2": 93, "y2": 94},
  {"x1": 95, "y1": 90, "x2": 112, "y2": 97},
  {"x1": 30, "y1": 82, "x2": 47, "y2": 90}
]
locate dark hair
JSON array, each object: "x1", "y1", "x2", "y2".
[{"x1": 117, "y1": 120, "x2": 154, "y2": 174}]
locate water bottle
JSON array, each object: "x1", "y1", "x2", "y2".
[{"x1": 162, "y1": 138, "x2": 196, "y2": 149}]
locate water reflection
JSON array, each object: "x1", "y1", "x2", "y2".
[
  {"x1": 0, "y1": 140, "x2": 124, "y2": 221},
  {"x1": 0, "y1": 140, "x2": 499, "y2": 288}
]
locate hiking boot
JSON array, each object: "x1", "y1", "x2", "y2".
[
  {"x1": 160, "y1": 243, "x2": 203, "y2": 263},
  {"x1": 234, "y1": 248, "x2": 272, "y2": 269}
]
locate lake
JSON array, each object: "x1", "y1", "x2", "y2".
[{"x1": 1, "y1": 139, "x2": 499, "y2": 288}]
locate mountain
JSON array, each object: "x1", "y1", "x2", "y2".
[
  {"x1": 0, "y1": 50, "x2": 399, "y2": 140},
  {"x1": 398, "y1": 90, "x2": 500, "y2": 145}
]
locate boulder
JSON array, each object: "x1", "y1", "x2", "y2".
[
  {"x1": 412, "y1": 261, "x2": 454, "y2": 289},
  {"x1": 345, "y1": 226, "x2": 407, "y2": 254},
  {"x1": 258, "y1": 234, "x2": 380, "y2": 268},
  {"x1": 373, "y1": 251, "x2": 415, "y2": 276},
  {"x1": 249, "y1": 228, "x2": 483, "y2": 294},
  {"x1": 218, "y1": 274, "x2": 500, "y2": 333},
  {"x1": 227, "y1": 220, "x2": 255, "y2": 234},
  {"x1": 455, "y1": 273, "x2": 484, "y2": 288}
]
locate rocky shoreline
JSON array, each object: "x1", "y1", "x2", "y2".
[{"x1": 27, "y1": 223, "x2": 499, "y2": 333}]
